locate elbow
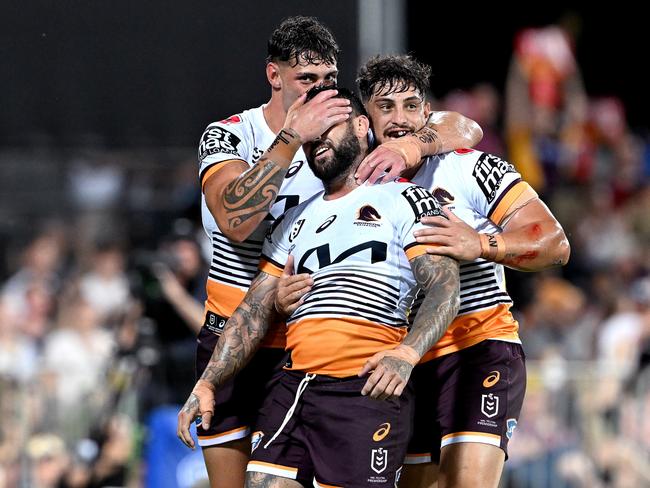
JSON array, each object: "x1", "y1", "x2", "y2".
[
  {"x1": 466, "y1": 120, "x2": 483, "y2": 147},
  {"x1": 220, "y1": 228, "x2": 249, "y2": 244},
  {"x1": 556, "y1": 236, "x2": 571, "y2": 266}
]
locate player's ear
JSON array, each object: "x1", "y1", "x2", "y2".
[
  {"x1": 354, "y1": 115, "x2": 370, "y2": 138},
  {"x1": 424, "y1": 101, "x2": 431, "y2": 119},
  {"x1": 266, "y1": 62, "x2": 282, "y2": 90}
]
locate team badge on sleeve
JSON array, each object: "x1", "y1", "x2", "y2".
[
  {"x1": 472, "y1": 153, "x2": 517, "y2": 203},
  {"x1": 401, "y1": 186, "x2": 444, "y2": 222},
  {"x1": 198, "y1": 125, "x2": 242, "y2": 160}
]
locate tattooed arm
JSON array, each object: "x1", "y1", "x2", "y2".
[
  {"x1": 205, "y1": 89, "x2": 351, "y2": 242},
  {"x1": 177, "y1": 271, "x2": 279, "y2": 448},
  {"x1": 360, "y1": 254, "x2": 460, "y2": 400},
  {"x1": 355, "y1": 111, "x2": 483, "y2": 185}
]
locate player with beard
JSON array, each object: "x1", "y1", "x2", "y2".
[
  {"x1": 183, "y1": 15, "x2": 482, "y2": 487},
  {"x1": 179, "y1": 87, "x2": 461, "y2": 487},
  {"x1": 276, "y1": 56, "x2": 570, "y2": 488}
]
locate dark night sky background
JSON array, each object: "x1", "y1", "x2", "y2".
[{"x1": 0, "y1": 2, "x2": 646, "y2": 147}]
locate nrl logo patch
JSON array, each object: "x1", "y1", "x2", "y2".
[
  {"x1": 481, "y1": 393, "x2": 499, "y2": 418},
  {"x1": 371, "y1": 447, "x2": 388, "y2": 474}
]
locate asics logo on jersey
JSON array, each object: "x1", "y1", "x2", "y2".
[
  {"x1": 373, "y1": 423, "x2": 391, "y2": 441},
  {"x1": 297, "y1": 241, "x2": 388, "y2": 274},
  {"x1": 483, "y1": 370, "x2": 500, "y2": 388},
  {"x1": 285, "y1": 160, "x2": 304, "y2": 178},
  {"x1": 316, "y1": 215, "x2": 337, "y2": 233},
  {"x1": 472, "y1": 153, "x2": 516, "y2": 203}
]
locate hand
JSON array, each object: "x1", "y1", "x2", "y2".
[
  {"x1": 359, "y1": 345, "x2": 420, "y2": 400},
  {"x1": 275, "y1": 255, "x2": 313, "y2": 316},
  {"x1": 355, "y1": 138, "x2": 422, "y2": 185},
  {"x1": 413, "y1": 207, "x2": 482, "y2": 261},
  {"x1": 177, "y1": 380, "x2": 216, "y2": 449},
  {"x1": 284, "y1": 89, "x2": 352, "y2": 142},
  {"x1": 152, "y1": 262, "x2": 184, "y2": 301}
]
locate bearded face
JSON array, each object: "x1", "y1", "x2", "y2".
[{"x1": 304, "y1": 120, "x2": 362, "y2": 184}]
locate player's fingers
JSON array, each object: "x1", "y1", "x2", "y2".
[
  {"x1": 288, "y1": 92, "x2": 308, "y2": 111},
  {"x1": 177, "y1": 413, "x2": 195, "y2": 449},
  {"x1": 310, "y1": 88, "x2": 340, "y2": 102},
  {"x1": 442, "y1": 206, "x2": 462, "y2": 222},
  {"x1": 393, "y1": 381, "x2": 407, "y2": 398},
  {"x1": 354, "y1": 158, "x2": 376, "y2": 183},
  {"x1": 281, "y1": 255, "x2": 295, "y2": 278},
  {"x1": 377, "y1": 375, "x2": 402, "y2": 401},
  {"x1": 418, "y1": 215, "x2": 453, "y2": 227},
  {"x1": 369, "y1": 371, "x2": 393, "y2": 400},
  {"x1": 201, "y1": 410, "x2": 213, "y2": 431},
  {"x1": 359, "y1": 351, "x2": 386, "y2": 377}
]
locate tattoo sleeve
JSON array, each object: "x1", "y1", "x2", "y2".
[
  {"x1": 199, "y1": 271, "x2": 278, "y2": 387},
  {"x1": 222, "y1": 128, "x2": 301, "y2": 231},
  {"x1": 404, "y1": 254, "x2": 460, "y2": 356}
]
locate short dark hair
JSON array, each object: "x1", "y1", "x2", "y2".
[
  {"x1": 267, "y1": 16, "x2": 339, "y2": 66},
  {"x1": 356, "y1": 54, "x2": 431, "y2": 102},
  {"x1": 305, "y1": 85, "x2": 368, "y2": 118}
]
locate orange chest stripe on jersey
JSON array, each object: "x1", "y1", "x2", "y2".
[
  {"x1": 420, "y1": 303, "x2": 519, "y2": 362},
  {"x1": 285, "y1": 317, "x2": 407, "y2": 378},
  {"x1": 205, "y1": 279, "x2": 286, "y2": 349}
]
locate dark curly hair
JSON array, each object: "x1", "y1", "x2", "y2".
[
  {"x1": 305, "y1": 85, "x2": 368, "y2": 118},
  {"x1": 267, "y1": 16, "x2": 339, "y2": 67},
  {"x1": 356, "y1": 54, "x2": 431, "y2": 102}
]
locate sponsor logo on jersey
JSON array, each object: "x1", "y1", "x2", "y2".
[
  {"x1": 265, "y1": 213, "x2": 286, "y2": 243},
  {"x1": 285, "y1": 160, "x2": 304, "y2": 178},
  {"x1": 219, "y1": 114, "x2": 242, "y2": 124},
  {"x1": 204, "y1": 311, "x2": 227, "y2": 335},
  {"x1": 355, "y1": 205, "x2": 382, "y2": 227},
  {"x1": 373, "y1": 423, "x2": 391, "y2": 442},
  {"x1": 289, "y1": 219, "x2": 305, "y2": 242},
  {"x1": 251, "y1": 431, "x2": 264, "y2": 453},
  {"x1": 483, "y1": 370, "x2": 501, "y2": 388},
  {"x1": 316, "y1": 215, "x2": 337, "y2": 233},
  {"x1": 401, "y1": 185, "x2": 443, "y2": 222},
  {"x1": 455, "y1": 148, "x2": 475, "y2": 155},
  {"x1": 371, "y1": 447, "x2": 388, "y2": 474},
  {"x1": 473, "y1": 153, "x2": 516, "y2": 203},
  {"x1": 198, "y1": 126, "x2": 242, "y2": 160},
  {"x1": 432, "y1": 187, "x2": 455, "y2": 206},
  {"x1": 481, "y1": 393, "x2": 499, "y2": 418},
  {"x1": 506, "y1": 418, "x2": 518, "y2": 439}
]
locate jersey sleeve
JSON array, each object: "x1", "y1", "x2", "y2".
[
  {"x1": 259, "y1": 212, "x2": 293, "y2": 278},
  {"x1": 395, "y1": 184, "x2": 445, "y2": 261},
  {"x1": 464, "y1": 151, "x2": 538, "y2": 226},
  {"x1": 198, "y1": 116, "x2": 252, "y2": 190}
]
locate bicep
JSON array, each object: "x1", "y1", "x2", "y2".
[
  {"x1": 409, "y1": 253, "x2": 459, "y2": 291},
  {"x1": 501, "y1": 197, "x2": 562, "y2": 231}
]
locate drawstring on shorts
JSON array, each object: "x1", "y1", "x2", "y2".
[{"x1": 263, "y1": 373, "x2": 316, "y2": 449}]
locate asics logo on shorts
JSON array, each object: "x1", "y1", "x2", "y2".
[
  {"x1": 482, "y1": 370, "x2": 500, "y2": 388},
  {"x1": 373, "y1": 423, "x2": 391, "y2": 441}
]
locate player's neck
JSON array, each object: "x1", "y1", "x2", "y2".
[
  {"x1": 323, "y1": 161, "x2": 362, "y2": 200},
  {"x1": 263, "y1": 96, "x2": 286, "y2": 134}
]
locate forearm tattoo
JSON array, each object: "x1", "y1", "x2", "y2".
[
  {"x1": 405, "y1": 254, "x2": 460, "y2": 356},
  {"x1": 411, "y1": 125, "x2": 442, "y2": 153},
  {"x1": 223, "y1": 161, "x2": 286, "y2": 230},
  {"x1": 222, "y1": 129, "x2": 299, "y2": 230},
  {"x1": 200, "y1": 272, "x2": 277, "y2": 387}
]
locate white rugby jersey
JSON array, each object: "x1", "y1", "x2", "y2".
[
  {"x1": 198, "y1": 106, "x2": 324, "y2": 347},
  {"x1": 411, "y1": 149, "x2": 538, "y2": 360},
  {"x1": 259, "y1": 181, "x2": 442, "y2": 377}
]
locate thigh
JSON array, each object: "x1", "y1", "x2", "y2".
[
  {"x1": 438, "y1": 340, "x2": 526, "y2": 459},
  {"x1": 246, "y1": 471, "x2": 304, "y2": 488},
  {"x1": 306, "y1": 376, "x2": 413, "y2": 488},
  {"x1": 196, "y1": 325, "x2": 287, "y2": 447}
]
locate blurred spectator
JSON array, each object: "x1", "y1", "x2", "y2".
[{"x1": 79, "y1": 241, "x2": 131, "y2": 324}]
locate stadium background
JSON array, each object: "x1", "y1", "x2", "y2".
[{"x1": 1, "y1": 1, "x2": 648, "y2": 487}]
